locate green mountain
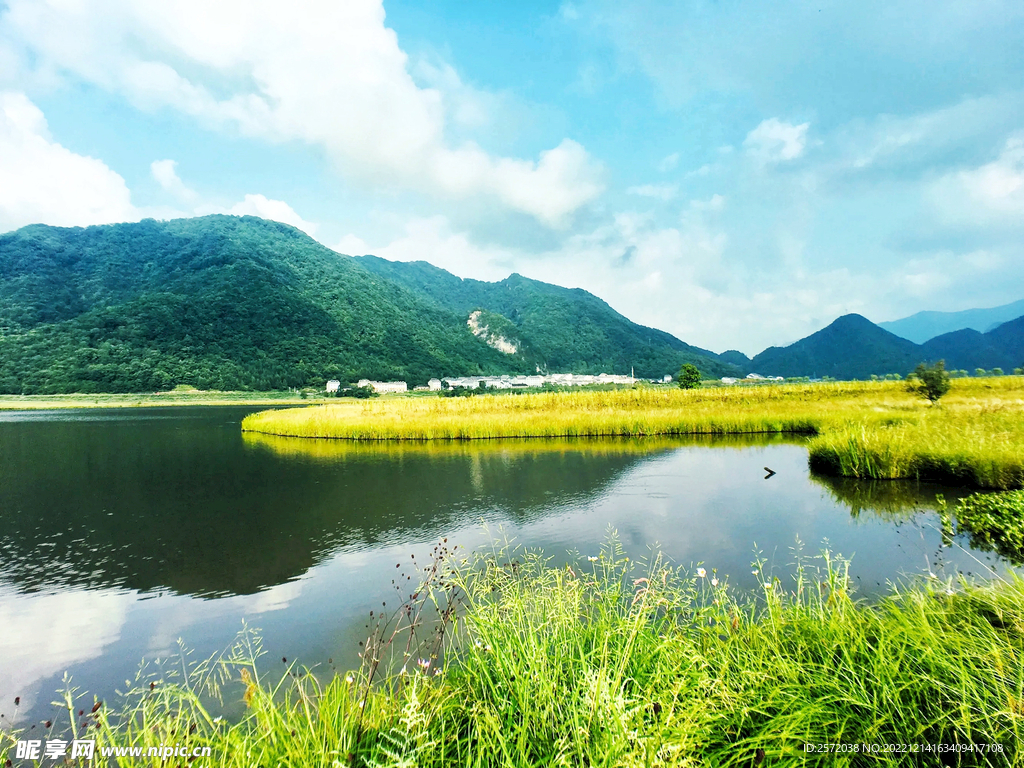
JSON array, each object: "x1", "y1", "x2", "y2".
[
  {"x1": 0, "y1": 216, "x2": 732, "y2": 394},
  {"x1": 718, "y1": 350, "x2": 752, "y2": 368},
  {"x1": 922, "y1": 316, "x2": 1024, "y2": 371},
  {"x1": 750, "y1": 314, "x2": 920, "y2": 379},
  {"x1": 878, "y1": 299, "x2": 1024, "y2": 343},
  {"x1": 985, "y1": 315, "x2": 1024, "y2": 364},
  {"x1": 354, "y1": 256, "x2": 735, "y2": 378},
  {"x1": 0, "y1": 216, "x2": 528, "y2": 393},
  {"x1": 918, "y1": 329, "x2": 1008, "y2": 371},
  {"x1": 749, "y1": 313, "x2": 1024, "y2": 379}
]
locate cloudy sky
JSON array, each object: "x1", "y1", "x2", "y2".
[{"x1": 1, "y1": 0, "x2": 1022, "y2": 354}]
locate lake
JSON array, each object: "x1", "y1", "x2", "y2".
[{"x1": 0, "y1": 406, "x2": 1013, "y2": 723}]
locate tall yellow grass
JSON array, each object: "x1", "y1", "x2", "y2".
[
  {"x1": 241, "y1": 378, "x2": 1024, "y2": 488},
  {"x1": 807, "y1": 405, "x2": 1024, "y2": 488},
  {"x1": 242, "y1": 381, "x2": 876, "y2": 440}
]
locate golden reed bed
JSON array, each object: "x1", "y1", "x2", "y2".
[{"x1": 242, "y1": 378, "x2": 1024, "y2": 488}]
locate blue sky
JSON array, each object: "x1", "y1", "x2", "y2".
[{"x1": 1, "y1": 0, "x2": 1022, "y2": 354}]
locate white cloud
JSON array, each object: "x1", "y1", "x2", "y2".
[
  {"x1": 689, "y1": 193, "x2": 725, "y2": 212},
  {"x1": 215, "y1": 194, "x2": 319, "y2": 237},
  {"x1": 657, "y1": 152, "x2": 679, "y2": 172},
  {"x1": 926, "y1": 135, "x2": 1024, "y2": 231},
  {"x1": 412, "y1": 58, "x2": 499, "y2": 132},
  {"x1": 334, "y1": 233, "x2": 370, "y2": 256},
  {"x1": 626, "y1": 183, "x2": 678, "y2": 200},
  {"x1": 150, "y1": 158, "x2": 196, "y2": 202},
  {"x1": 0, "y1": 91, "x2": 137, "y2": 232},
  {"x1": 373, "y1": 215, "x2": 515, "y2": 281},
  {"x1": 744, "y1": 118, "x2": 809, "y2": 164},
  {"x1": 827, "y1": 94, "x2": 1024, "y2": 177},
  {"x1": 485, "y1": 139, "x2": 605, "y2": 227},
  {"x1": 685, "y1": 163, "x2": 715, "y2": 178},
  {"x1": 3, "y1": 0, "x2": 603, "y2": 226},
  {"x1": 0, "y1": 93, "x2": 318, "y2": 236},
  {"x1": 951, "y1": 137, "x2": 1024, "y2": 215}
]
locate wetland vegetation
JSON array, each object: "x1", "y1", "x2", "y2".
[
  {"x1": 244, "y1": 377, "x2": 1024, "y2": 489},
  {"x1": 5, "y1": 540, "x2": 1022, "y2": 767}
]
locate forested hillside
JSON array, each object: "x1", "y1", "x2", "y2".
[
  {"x1": 0, "y1": 217, "x2": 528, "y2": 393},
  {"x1": 355, "y1": 256, "x2": 735, "y2": 377},
  {"x1": 750, "y1": 314, "x2": 920, "y2": 379},
  {"x1": 0, "y1": 216, "x2": 732, "y2": 394},
  {"x1": 749, "y1": 313, "x2": 1024, "y2": 379}
]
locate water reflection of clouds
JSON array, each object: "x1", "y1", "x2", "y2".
[
  {"x1": 518, "y1": 445, "x2": 819, "y2": 574},
  {"x1": 0, "y1": 586, "x2": 132, "y2": 709},
  {"x1": 506, "y1": 442, "x2": 998, "y2": 592},
  {"x1": 244, "y1": 578, "x2": 306, "y2": 615}
]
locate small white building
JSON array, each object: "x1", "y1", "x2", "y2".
[
  {"x1": 427, "y1": 378, "x2": 443, "y2": 391},
  {"x1": 325, "y1": 380, "x2": 341, "y2": 393},
  {"x1": 357, "y1": 379, "x2": 409, "y2": 394}
]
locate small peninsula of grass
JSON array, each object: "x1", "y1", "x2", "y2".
[
  {"x1": 8, "y1": 541, "x2": 1022, "y2": 767},
  {"x1": 242, "y1": 378, "x2": 1024, "y2": 489}
]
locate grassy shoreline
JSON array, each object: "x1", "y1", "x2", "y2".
[
  {"x1": 6, "y1": 541, "x2": 1022, "y2": 767},
  {"x1": 241, "y1": 378, "x2": 1024, "y2": 489},
  {"x1": 0, "y1": 391, "x2": 313, "y2": 410}
]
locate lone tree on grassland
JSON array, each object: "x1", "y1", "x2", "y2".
[
  {"x1": 907, "y1": 360, "x2": 951, "y2": 403},
  {"x1": 678, "y1": 363, "x2": 702, "y2": 390}
]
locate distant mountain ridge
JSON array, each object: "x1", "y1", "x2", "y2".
[
  {"x1": 354, "y1": 255, "x2": 735, "y2": 379},
  {"x1": 5, "y1": 215, "x2": 1016, "y2": 391},
  {"x1": 879, "y1": 299, "x2": 1024, "y2": 343},
  {"x1": 0, "y1": 216, "x2": 735, "y2": 394},
  {"x1": 750, "y1": 313, "x2": 1024, "y2": 379},
  {"x1": 750, "y1": 315, "x2": 919, "y2": 379}
]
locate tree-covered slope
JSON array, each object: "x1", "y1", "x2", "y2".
[
  {"x1": 354, "y1": 256, "x2": 736, "y2": 378},
  {"x1": 919, "y1": 329, "x2": 1009, "y2": 371},
  {"x1": 749, "y1": 314, "x2": 921, "y2": 379},
  {"x1": 920, "y1": 317, "x2": 1024, "y2": 372},
  {"x1": 985, "y1": 316, "x2": 1024, "y2": 367},
  {"x1": 0, "y1": 216, "x2": 527, "y2": 393},
  {"x1": 750, "y1": 313, "x2": 1024, "y2": 379}
]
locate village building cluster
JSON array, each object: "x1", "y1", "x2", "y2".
[
  {"x1": 433, "y1": 372, "x2": 641, "y2": 390},
  {"x1": 720, "y1": 373, "x2": 784, "y2": 384},
  {"x1": 328, "y1": 372, "x2": 786, "y2": 394},
  {"x1": 332, "y1": 372, "x2": 651, "y2": 394}
]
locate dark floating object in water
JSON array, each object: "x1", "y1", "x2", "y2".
[{"x1": 763, "y1": 467, "x2": 776, "y2": 479}]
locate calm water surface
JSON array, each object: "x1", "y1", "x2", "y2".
[{"x1": 0, "y1": 406, "x2": 1014, "y2": 721}]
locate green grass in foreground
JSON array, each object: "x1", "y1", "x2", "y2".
[
  {"x1": 242, "y1": 378, "x2": 1024, "y2": 489},
  {"x1": 6, "y1": 539, "x2": 1023, "y2": 767}
]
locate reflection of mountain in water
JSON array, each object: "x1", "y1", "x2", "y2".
[{"x1": 0, "y1": 410, "x2": 684, "y2": 597}]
